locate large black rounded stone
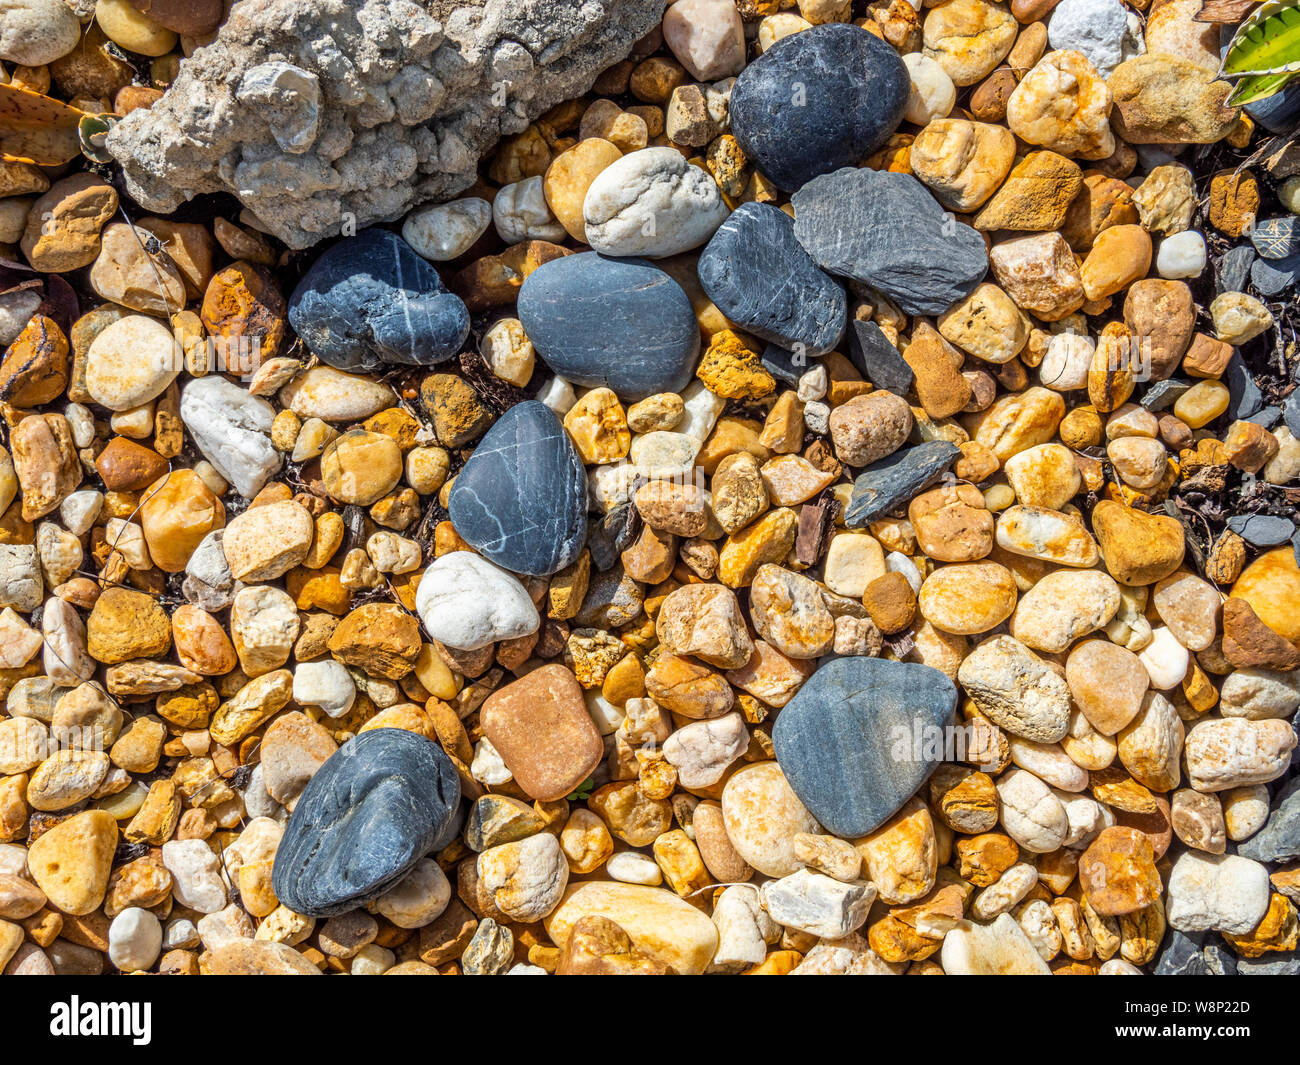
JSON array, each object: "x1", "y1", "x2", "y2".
[
  {"x1": 517, "y1": 253, "x2": 700, "y2": 401},
  {"x1": 448, "y1": 400, "x2": 588, "y2": 577},
  {"x1": 697, "y1": 202, "x2": 846, "y2": 356},
  {"x1": 272, "y1": 729, "x2": 461, "y2": 917},
  {"x1": 729, "y1": 23, "x2": 909, "y2": 192},
  {"x1": 773, "y1": 657, "x2": 958, "y2": 838},
  {"x1": 287, "y1": 228, "x2": 470, "y2": 373}
]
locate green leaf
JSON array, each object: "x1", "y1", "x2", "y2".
[
  {"x1": 1222, "y1": 0, "x2": 1300, "y2": 75},
  {"x1": 1227, "y1": 69, "x2": 1297, "y2": 103}
]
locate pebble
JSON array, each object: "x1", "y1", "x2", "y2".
[
  {"x1": 698, "y1": 202, "x2": 846, "y2": 355},
  {"x1": 792, "y1": 168, "x2": 988, "y2": 315},
  {"x1": 730, "y1": 23, "x2": 908, "y2": 191},
  {"x1": 721, "y1": 762, "x2": 821, "y2": 877},
  {"x1": 1157, "y1": 230, "x2": 1207, "y2": 279},
  {"x1": 401, "y1": 198, "x2": 492, "y2": 262},
  {"x1": 902, "y1": 52, "x2": 956, "y2": 125},
  {"x1": 519, "y1": 253, "x2": 699, "y2": 401},
  {"x1": 1166, "y1": 852, "x2": 1271, "y2": 934},
  {"x1": 941, "y1": 912, "x2": 1052, "y2": 974},
  {"x1": 844, "y1": 441, "x2": 961, "y2": 527},
  {"x1": 774, "y1": 658, "x2": 957, "y2": 837},
  {"x1": 278, "y1": 365, "x2": 396, "y2": 422},
  {"x1": 272, "y1": 730, "x2": 460, "y2": 917},
  {"x1": 288, "y1": 229, "x2": 470, "y2": 373},
  {"x1": 1046, "y1": 0, "x2": 1142, "y2": 75},
  {"x1": 583, "y1": 146, "x2": 729, "y2": 259},
  {"x1": 108, "y1": 907, "x2": 162, "y2": 973},
  {"x1": 1007, "y1": 49, "x2": 1115, "y2": 160},
  {"x1": 85, "y1": 316, "x2": 181, "y2": 412},
  {"x1": 180, "y1": 376, "x2": 281, "y2": 499},
  {"x1": 0, "y1": 0, "x2": 80, "y2": 65}
]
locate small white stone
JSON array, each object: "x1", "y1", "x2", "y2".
[
  {"x1": 415, "y1": 551, "x2": 540, "y2": 651},
  {"x1": 1223, "y1": 785, "x2": 1270, "y2": 841},
  {"x1": 291, "y1": 660, "x2": 356, "y2": 718},
  {"x1": 471, "y1": 737, "x2": 512, "y2": 786},
  {"x1": 606, "y1": 850, "x2": 663, "y2": 886},
  {"x1": 583, "y1": 689, "x2": 626, "y2": 736},
  {"x1": 110, "y1": 402, "x2": 154, "y2": 439},
  {"x1": 1039, "y1": 331, "x2": 1094, "y2": 391},
  {"x1": 42, "y1": 597, "x2": 94, "y2": 686},
  {"x1": 1219, "y1": 667, "x2": 1300, "y2": 720},
  {"x1": 803, "y1": 400, "x2": 830, "y2": 434},
  {"x1": 1099, "y1": 958, "x2": 1144, "y2": 974},
  {"x1": 350, "y1": 943, "x2": 395, "y2": 975},
  {"x1": 181, "y1": 376, "x2": 281, "y2": 499},
  {"x1": 85, "y1": 316, "x2": 181, "y2": 412},
  {"x1": 58, "y1": 489, "x2": 103, "y2": 538},
  {"x1": 107, "y1": 907, "x2": 163, "y2": 972},
  {"x1": 885, "y1": 550, "x2": 922, "y2": 594},
  {"x1": 478, "y1": 318, "x2": 535, "y2": 388},
  {"x1": 493, "y1": 176, "x2": 566, "y2": 244},
  {"x1": 161, "y1": 838, "x2": 228, "y2": 914},
  {"x1": 196, "y1": 904, "x2": 255, "y2": 950},
  {"x1": 971, "y1": 861, "x2": 1038, "y2": 919},
  {"x1": 796, "y1": 364, "x2": 828, "y2": 403},
  {"x1": 902, "y1": 52, "x2": 956, "y2": 124},
  {"x1": 366, "y1": 531, "x2": 421, "y2": 574},
  {"x1": 535, "y1": 374, "x2": 576, "y2": 416},
  {"x1": 630, "y1": 431, "x2": 700, "y2": 478},
  {"x1": 1047, "y1": 0, "x2": 1144, "y2": 75},
  {"x1": 760, "y1": 868, "x2": 875, "y2": 939},
  {"x1": 63, "y1": 403, "x2": 95, "y2": 449},
  {"x1": 1279, "y1": 175, "x2": 1300, "y2": 214},
  {"x1": 1137, "y1": 625, "x2": 1190, "y2": 690},
  {"x1": 278, "y1": 365, "x2": 397, "y2": 423},
  {"x1": 940, "y1": 912, "x2": 1052, "y2": 974},
  {"x1": 402, "y1": 197, "x2": 492, "y2": 261},
  {"x1": 1166, "y1": 851, "x2": 1271, "y2": 934},
  {"x1": 477, "y1": 833, "x2": 569, "y2": 923},
  {"x1": 1156, "y1": 230, "x2": 1207, "y2": 279},
  {"x1": 710, "y1": 884, "x2": 775, "y2": 971},
  {"x1": 662, "y1": 712, "x2": 748, "y2": 788},
  {"x1": 583, "y1": 147, "x2": 730, "y2": 258},
  {"x1": 676, "y1": 380, "x2": 726, "y2": 443}
]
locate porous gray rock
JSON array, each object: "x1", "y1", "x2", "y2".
[{"x1": 106, "y1": 0, "x2": 667, "y2": 249}]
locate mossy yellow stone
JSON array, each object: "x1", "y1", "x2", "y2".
[
  {"x1": 717, "y1": 507, "x2": 798, "y2": 588},
  {"x1": 696, "y1": 329, "x2": 775, "y2": 400}
]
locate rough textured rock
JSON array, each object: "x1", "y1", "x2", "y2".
[{"x1": 105, "y1": 0, "x2": 668, "y2": 249}]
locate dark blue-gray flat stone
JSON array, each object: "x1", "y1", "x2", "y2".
[
  {"x1": 792, "y1": 168, "x2": 988, "y2": 315},
  {"x1": 1217, "y1": 244, "x2": 1255, "y2": 294},
  {"x1": 845, "y1": 441, "x2": 961, "y2": 527},
  {"x1": 1225, "y1": 352, "x2": 1263, "y2": 420},
  {"x1": 287, "y1": 228, "x2": 469, "y2": 373},
  {"x1": 1238, "y1": 777, "x2": 1300, "y2": 862},
  {"x1": 761, "y1": 343, "x2": 813, "y2": 388},
  {"x1": 1242, "y1": 404, "x2": 1281, "y2": 428},
  {"x1": 1154, "y1": 930, "x2": 1237, "y2": 976},
  {"x1": 847, "y1": 319, "x2": 914, "y2": 396},
  {"x1": 1226, "y1": 513, "x2": 1295, "y2": 546},
  {"x1": 518, "y1": 253, "x2": 699, "y2": 401},
  {"x1": 1140, "y1": 377, "x2": 1193, "y2": 412},
  {"x1": 272, "y1": 729, "x2": 461, "y2": 917},
  {"x1": 729, "y1": 23, "x2": 908, "y2": 192},
  {"x1": 1251, "y1": 216, "x2": 1300, "y2": 260},
  {"x1": 1237, "y1": 952, "x2": 1300, "y2": 975},
  {"x1": 1251, "y1": 250, "x2": 1300, "y2": 296},
  {"x1": 697, "y1": 202, "x2": 846, "y2": 355},
  {"x1": 1288, "y1": 389, "x2": 1300, "y2": 436},
  {"x1": 448, "y1": 401, "x2": 586, "y2": 577},
  {"x1": 773, "y1": 657, "x2": 958, "y2": 838}
]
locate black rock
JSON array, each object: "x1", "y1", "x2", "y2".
[
  {"x1": 448, "y1": 401, "x2": 587, "y2": 576},
  {"x1": 728, "y1": 23, "x2": 908, "y2": 192},
  {"x1": 1225, "y1": 352, "x2": 1263, "y2": 420},
  {"x1": 272, "y1": 729, "x2": 461, "y2": 917},
  {"x1": 1251, "y1": 250, "x2": 1300, "y2": 296},
  {"x1": 1217, "y1": 244, "x2": 1256, "y2": 294},
  {"x1": 517, "y1": 253, "x2": 699, "y2": 401},
  {"x1": 792, "y1": 168, "x2": 988, "y2": 315},
  {"x1": 761, "y1": 343, "x2": 812, "y2": 388},
  {"x1": 287, "y1": 228, "x2": 470, "y2": 373},
  {"x1": 845, "y1": 441, "x2": 961, "y2": 527},
  {"x1": 1140, "y1": 377, "x2": 1193, "y2": 412},
  {"x1": 773, "y1": 657, "x2": 958, "y2": 838},
  {"x1": 587, "y1": 501, "x2": 640, "y2": 572},
  {"x1": 1251, "y1": 216, "x2": 1300, "y2": 260},
  {"x1": 697, "y1": 202, "x2": 846, "y2": 355},
  {"x1": 1238, "y1": 777, "x2": 1300, "y2": 862},
  {"x1": 1154, "y1": 930, "x2": 1238, "y2": 976},
  {"x1": 847, "y1": 319, "x2": 914, "y2": 396},
  {"x1": 1237, "y1": 952, "x2": 1300, "y2": 975}
]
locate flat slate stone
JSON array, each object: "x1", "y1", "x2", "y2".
[
  {"x1": 844, "y1": 441, "x2": 961, "y2": 527},
  {"x1": 1250, "y1": 250, "x2": 1300, "y2": 296},
  {"x1": 272, "y1": 728, "x2": 461, "y2": 917},
  {"x1": 1237, "y1": 952, "x2": 1300, "y2": 975},
  {"x1": 1216, "y1": 243, "x2": 1255, "y2": 294},
  {"x1": 1251, "y1": 216, "x2": 1300, "y2": 260},
  {"x1": 1288, "y1": 389, "x2": 1300, "y2": 437},
  {"x1": 1225, "y1": 352, "x2": 1263, "y2": 420},
  {"x1": 1238, "y1": 777, "x2": 1300, "y2": 862},
  {"x1": 847, "y1": 319, "x2": 914, "y2": 396},
  {"x1": 1140, "y1": 377, "x2": 1193, "y2": 412},
  {"x1": 773, "y1": 657, "x2": 958, "y2": 838},
  {"x1": 1226, "y1": 513, "x2": 1295, "y2": 547},
  {"x1": 728, "y1": 22, "x2": 909, "y2": 192},
  {"x1": 697, "y1": 202, "x2": 846, "y2": 355},
  {"x1": 287, "y1": 228, "x2": 469, "y2": 373},
  {"x1": 1242, "y1": 404, "x2": 1281, "y2": 428},
  {"x1": 761, "y1": 343, "x2": 812, "y2": 388},
  {"x1": 448, "y1": 400, "x2": 587, "y2": 576},
  {"x1": 518, "y1": 253, "x2": 699, "y2": 401},
  {"x1": 587, "y1": 501, "x2": 640, "y2": 572},
  {"x1": 1153, "y1": 930, "x2": 1237, "y2": 976},
  {"x1": 791, "y1": 168, "x2": 988, "y2": 315}
]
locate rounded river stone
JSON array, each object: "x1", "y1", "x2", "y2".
[
  {"x1": 517, "y1": 252, "x2": 700, "y2": 401},
  {"x1": 729, "y1": 22, "x2": 909, "y2": 192},
  {"x1": 448, "y1": 400, "x2": 588, "y2": 576},
  {"x1": 287, "y1": 228, "x2": 470, "y2": 373},
  {"x1": 272, "y1": 728, "x2": 462, "y2": 917},
  {"x1": 772, "y1": 656, "x2": 958, "y2": 838}
]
